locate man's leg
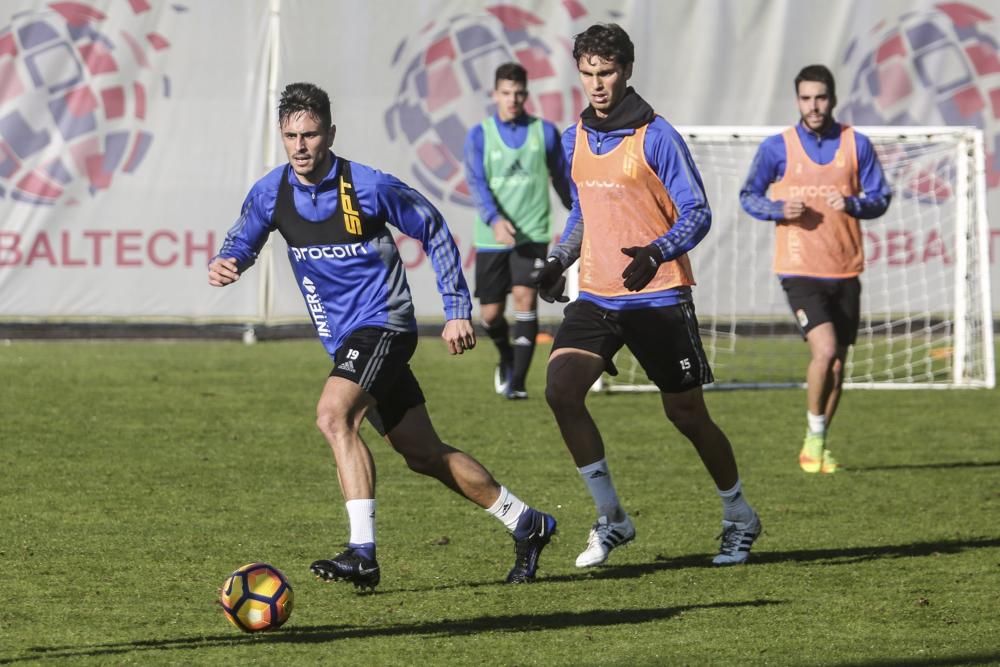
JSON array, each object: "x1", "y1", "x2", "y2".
[
  {"x1": 480, "y1": 300, "x2": 514, "y2": 395},
  {"x1": 476, "y1": 251, "x2": 514, "y2": 395},
  {"x1": 546, "y1": 348, "x2": 635, "y2": 567},
  {"x1": 310, "y1": 377, "x2": 381, "y2": 590},
  {"x1": 801, "y1": 323, "x2": 840, "y2": 473},
  {"x1": 805, "y1": 322, "x2": 839, "y2": 422},
  {"x1": 384, "y1": 403, "x2": 501, "y2": 506},
  {"x1": 545, "y1": 349, "x2": 609, "y2": 468},
  {"x1": 822, "y1": 345, "x2": 848, "y2": 428},
  {"x1": 508, "y1": 284, "x2": 539, "y2": 398},
  {"x1": 315, "y1": 376, "x2": 377, "y2": 498},
  {"x1": 385, "y1": 404, "x2": 556, "y2": 583},
  {"x1": 661, "y1": 387, "x2": 738, "y2": 491},
  {"x1": 661, "y1": 388, "x2": 761, "y2": 565}
]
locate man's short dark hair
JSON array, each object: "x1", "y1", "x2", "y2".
[
  {"x1": 572, "y1": 23, "x2": 634, "y2": 67},
  {"x1": 794, "y1": 64, "x2": 836, "y2": 100},
  {"x1": 278, "y1": 82, "x2": 332, "y2": 129},
  {"x1": 495, "y1": 62, "x2": 527, "y2": 88}
]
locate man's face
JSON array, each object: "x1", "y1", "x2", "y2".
[
  {"x1": 281, "y1": 111, "x2": 334, "y2": 184},
  {"x1": 577, "y1": 54, "x2": 632, "y2": 118},
  {"x1": 492, "y1": 79, "x2": 528, "y2": 122},
  {"x1": 796, "y1": 80, "x2": 834, "y2": 133}
]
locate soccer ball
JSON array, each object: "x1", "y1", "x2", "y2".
[{"x1": 219, "y1": 562, "x2": 293, "y2": 633}]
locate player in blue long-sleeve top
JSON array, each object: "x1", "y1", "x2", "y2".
[
  {"x1": 463, "y1": 62, "x2": 572, "y2": 399},
  {"x1": 739, "y1": 64, "x2": 892, "y2": 474},
  {"x1": 209, "y1": 83, "x2": 556, "y2": 590},
  {"x1": 534, "y1": 24, "x2": 761, "y2": 570}
]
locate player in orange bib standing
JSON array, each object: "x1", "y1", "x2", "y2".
[
  {"x1": 740, "y1": 64, "x2": 892, "y2": 474},
  {"x1": 535, "y1": 23, "x2": 762, "y2": 567}
]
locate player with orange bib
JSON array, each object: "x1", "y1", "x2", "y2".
[
  {"x1": 740, "y1": 64, "x2": 892, "y2": 473},
  {"x1": 535, "y1": 24, "x2": 762, "y2": 567}
]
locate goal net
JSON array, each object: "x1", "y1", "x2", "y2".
[{"x1": 567, "y1": 126, "x2": 995, "y2": 391}]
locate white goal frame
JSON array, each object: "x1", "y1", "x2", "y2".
[{"x1": 567, "y1": 125, "x2": 995, "y2": 392}]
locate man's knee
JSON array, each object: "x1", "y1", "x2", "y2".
[
  {"x1": 807, "y1": 326, "x2": 839, "y2": 365},
  {"x1": 545, "y1": 352, "x2": 602, "y2": 413},
  {"x1": 662, "y1": 393, "x2": 710, "y2": 433},
  {"x1": 386, "y1": 413, "x2": 451, "y2": 476},
  {"x1": 316, "y1": 399, "x2": 364, "y2": 441},
  {"x1": 544, "y1": 370, "x2": 587, "y2": 414}
]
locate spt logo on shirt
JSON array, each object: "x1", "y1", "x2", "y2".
[
  {"x1": 839, "y1": 2, "x2": 1000, "y2": 201},
  {"x1": 383, "y1": 2, "x2": 600, "y2": 208},
  {"x1": 0, "y1": 1, "x2": 182, "y2": 206}
]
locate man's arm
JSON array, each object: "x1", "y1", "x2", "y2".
[
  {"x1": 643, "y1": 119, "x2": 713, "y2": 262},
  {"x1": 845, "y1": 133, "x2": 893, "y2": 219},
  {"x1": 377, "y1": 174, "x2": 472, "y2": 322},
  {"x1": 441, "y1": 318, "x2": 477, "y2": 356},
  {"x1": 463, "y1": 123, "x2": 502, "y2": 225},
  {"x1": 543, "y1": 120, "x2": 573, "y2": 210},
  {"x1": 208, "y1": 191, "x2": 274, "y2": 286},
  {"x1": 547, "y1": 125, "x2": 582, "y2": 267},
  {"x1": 739, "y1": 136, "x2": 787, "y2": 221}
]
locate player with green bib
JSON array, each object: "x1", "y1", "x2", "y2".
[{"x1": 463, "y1": 62, "x2": 572, "y2": 399}]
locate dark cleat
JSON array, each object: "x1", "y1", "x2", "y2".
[
  {"x1": 311, "y1": 547, "x2": 381, "y2": 592},
  {"x1": 505, "y1": 510, "x2": 557, "y2": 584}
]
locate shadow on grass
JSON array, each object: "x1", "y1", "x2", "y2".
[
  {"x1": 848, "y1": 460, "x2": 1000, "y2": 472},
  {"x1": 4, "y1": 599, "x2": 779, "y2": 663},
  {"x1": 389, "y1": 535, "x2": 1000, "y2": 593},
  {"x1": 571, "y1": 535, "x2": 1000, "y2": 581},
  {"x1": 377, "y1": 533, "x2": 1000, "y2": 596},
  {"x1": 831, "y1": 654, "x2": 1000, "y2": 667}
]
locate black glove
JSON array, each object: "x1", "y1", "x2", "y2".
[
  {"x1": 535, "y1": 257, "x2": 569, "y2": 303},
  {"x1": 621, "y1": 245, "x2": 663, "y2": 292}
]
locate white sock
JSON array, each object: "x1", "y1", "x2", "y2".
[
  {"x1": 346, "y1": 498, "x2": 376, "y2": 545},
  {"x1": 718, "y1": 480, "x2": 754, "y2": 523},
  {"x1": 486, "y1": 485, "x2": 527, "y2": 532},
  {"x1": 578, "y1": 459, "x2": 623, "y2": 520},
  {"x1": 807, "y1": 411, "x2": 826, "y2": 435}
]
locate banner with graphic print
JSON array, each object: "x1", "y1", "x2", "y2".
[
  {"x1": 1, "y1": 0, "x2": 998, "y2": 324},
  {"x1": 272, "y1": 0, "x2": 1000, "y2": 322},
  {"x1": 0, "y1": 0, "x2": 269, "y2": 321},
  {"x1": 263, "y1": 0, "x2": 597, "y2": 323}
]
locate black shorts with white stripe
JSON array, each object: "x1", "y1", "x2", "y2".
[
  {"x1": 551, "y1": 299, "x2": 714, "y2": 393},
  {"x1": 329, "y1": 327, "x2": 425, "y2": 436}
]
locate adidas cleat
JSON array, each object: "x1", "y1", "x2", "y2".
[
  {"x1": 505, "y1": 510, "x2": 557, "y2": 584},
  {"x1": 310, "y1": 547, "x2": 381, "y2": 592},
  {"x1": 713, "y1": 513, "x2": 762, "y2": 565},
  {"x1": 575, "y1": 514, "x2": 636, "y2": 568}
]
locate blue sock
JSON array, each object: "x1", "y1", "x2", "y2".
[
  {"x1": 512, "y1": 508, "x2": 539, "y2": 540},
  {"x1": 348, "y1": 541, "x2": 376, "y2": 561}
]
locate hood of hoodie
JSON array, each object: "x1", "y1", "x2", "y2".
[{"x1": 580, "y1": 87, "x2": 656, "y2": 133}]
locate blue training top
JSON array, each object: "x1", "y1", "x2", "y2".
[{"x1": 215, "y1": 155, "x2": 471, "y2": 357}]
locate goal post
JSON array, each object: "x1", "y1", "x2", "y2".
[{"x1": 567, "y1": 125, "x2": 995, "y2": 391}]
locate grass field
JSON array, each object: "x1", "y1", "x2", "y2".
[{"x1": 2, "y1": 337, "x2": 999, "y2": 666}]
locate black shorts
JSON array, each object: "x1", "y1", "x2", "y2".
[
  {"x1": 551, "y1": 299, "x2": 713, "y2": 393},
  {"x1": 329, "y1": 327, "x2": 425, "y2": 436},
  {"x1": 474, "y1": 243, "x2": 548, "y2": 304},
  {"x1": 780, "y1": 276, "x2": 861, "y2": 345}
]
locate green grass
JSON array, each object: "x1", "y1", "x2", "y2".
[{"x1": 1, "y1": 338, "x2": 998, "y2": 666}]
